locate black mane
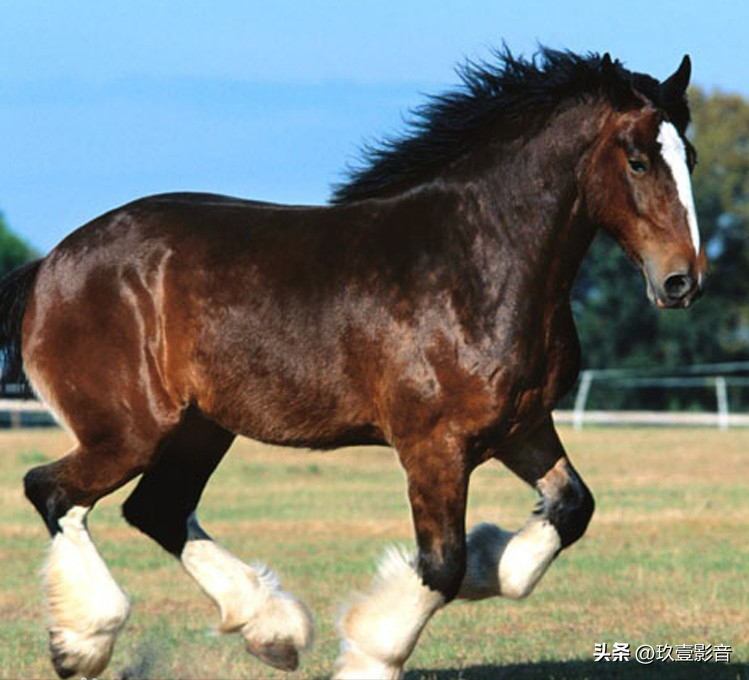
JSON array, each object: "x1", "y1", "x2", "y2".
[{"x1": 331, "y1": 47, "x2": 663, "y2": 205}]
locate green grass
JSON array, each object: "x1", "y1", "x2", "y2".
[{"x1": 0, "y1": 427, "x2": 747, "y2": 679}]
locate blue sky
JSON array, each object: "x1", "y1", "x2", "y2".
[{"x1": 2, "y1": 0, "x2": 747, "y2": 252}]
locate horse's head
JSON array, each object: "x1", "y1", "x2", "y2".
[{"x1": 582, "y1": 55, "x2": 706, "y2": 309}]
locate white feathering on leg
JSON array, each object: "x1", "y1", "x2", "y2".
[
  {"x1": 45, "y1": 505, "x2": 130, "y2": 678},
  {"x1": 458, "y1": 520, "x2": 561, "y2": 601},
  {"x1": 497, "y1": 519, "x2": 561, "y2": 599},
  {"x1": 180, "y1": 513, "x2": 313, "y2": 672},
  {"x1": 335, "y1": 546, "x2": 445, "y2": 680}
]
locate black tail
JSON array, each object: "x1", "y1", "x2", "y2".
[{"x1": 0, "y1": 259, "x2": 43, "y2": 396}]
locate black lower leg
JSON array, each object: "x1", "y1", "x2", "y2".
[
  {"x1": 122, "y1": 408, "x2": 234, "y2": 555},
  {"x1": 536, "y1": 458, "x2": 595, "y2": 549},
  {"x1": 24, "y1": 460, "x2": 74, "y2": 536},
  {"x1": 416, "y1": 536, "x2": 466, "y2": 602}
]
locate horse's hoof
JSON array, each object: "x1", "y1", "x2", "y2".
[
  {"x1": 245, "y1": 637, "x2": 300, "y2": 671},
  {"x1": 48, "y1": 628, "x2": 115, "y2": 679},
  {"x1": 239, "y1": 592, "x2": 314, "y2": 671}
]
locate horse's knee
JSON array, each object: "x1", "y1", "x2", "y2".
[{"x1": 417, "y1": 542, "x2": 466, "y2": 603}]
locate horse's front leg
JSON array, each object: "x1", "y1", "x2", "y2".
[
  {"x1": 335, "y1": 438, "x2": 469, "y2": 680},
  {"x1": 459, "y1": 417, "x2": 594, "y2": 601}
]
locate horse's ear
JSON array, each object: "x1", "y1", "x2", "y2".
[
  {"x1": 661, "y1": 55, "x2": 691, "y2": 101},
  {"x1": 660, "y1": 55, "x2": 692, "y2": 132}
]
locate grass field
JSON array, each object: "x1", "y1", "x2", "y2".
[{"x1": 0, "y1": 426, "x2": 747, "y2": 679}]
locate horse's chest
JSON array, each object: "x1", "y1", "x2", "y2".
[{"x1": 500, "y1": 311, "x2": 580, "y2": 424}]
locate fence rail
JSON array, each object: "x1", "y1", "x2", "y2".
[
  {"x1": 554, "y1": 409, "x2": 749, "y2": 429},
  {"x1": 569, "y1": 362, "x2": 749, "y2": 430},
  {"x1": 0, "y1": 397, "x2": 56, "y2": 428}
]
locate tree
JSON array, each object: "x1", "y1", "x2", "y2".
[
  {"x1": 689, "y1": 88, "x2": 749, "y2": 349},
  {"x1": 569, "y1": 88, "x2": 749, "y2": 409},
  {"x1": 0, "y1": 213, "x2": 37, "y2": 279}
]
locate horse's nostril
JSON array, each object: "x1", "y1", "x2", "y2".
[{"x1": 663, "y1": 272, "x2": 695, "y2": 300}]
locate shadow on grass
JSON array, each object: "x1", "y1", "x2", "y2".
[{"x1": 405, "y1": 660, "x2": 749, "y2": 680}]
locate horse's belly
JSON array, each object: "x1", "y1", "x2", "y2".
[{"x1": 192, "y1": 366, "x2": 382, "y2": 449}]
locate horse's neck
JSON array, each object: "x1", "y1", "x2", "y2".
[{"x1": 459, "y1": 101, "x2": 608, "y2": 302}]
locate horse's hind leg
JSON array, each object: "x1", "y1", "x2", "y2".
[
  {"x1": 122, "y1": 409, "x2": 314, "y2": 672},
  {"x1": 458, "y1": 417, "x2": 594, "y2": 601},
  {"x1": 24, "y1": 437, "x2": 153, "y2": 679},
  {"x1": 22, "y1": 352, "x2": 187, "y2": 676}
]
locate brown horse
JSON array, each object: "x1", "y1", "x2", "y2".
[{"x1": 0, "y1": 48, "x2": 704, "y2": 679}]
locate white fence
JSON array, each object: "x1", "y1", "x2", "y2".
[
  {"x1": 554, "y1": 409, "x2": 749, "y2": 429},
  {"x1": 0, "y1": 397, "x2": 55, "y2": 428},
  {"x1": 565, "y1": 362, "x2": 749, "y2": 430}
]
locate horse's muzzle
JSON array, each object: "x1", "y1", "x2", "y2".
[{"x1": 653, "y1": 270, "x2": 703, "y2": 309}]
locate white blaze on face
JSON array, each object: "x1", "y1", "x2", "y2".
[{"x1": 657, "y1": 121, "x2": 700, "y2": 254}]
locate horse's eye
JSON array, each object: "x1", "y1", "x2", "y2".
[{"x1": 628, "y1": 158, "x2": 649, "y2": 174}]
